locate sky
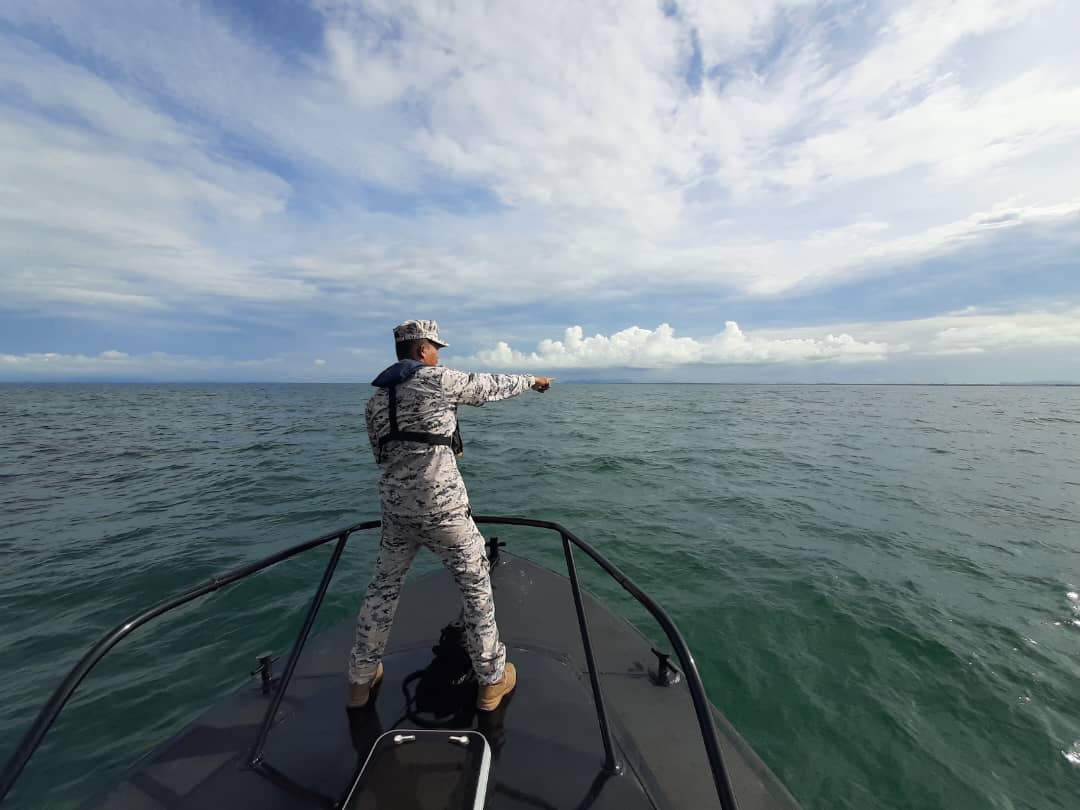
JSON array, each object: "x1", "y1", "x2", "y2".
[{"x1": 1, "y1": 0, "x2": 1079, "y2": 383}]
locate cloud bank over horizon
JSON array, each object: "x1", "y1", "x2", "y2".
[
  {"x1": 458, "y1": 306, "x2": 1080, "y2": 372},
  {"x1": 5, "y1": 306, "x2": 1079, "y2": 383},
  {"x1": 464, "y1": 323, "x2": 895, "y2": 369},
  {"x1": 1, "y1": 0, "x2": 1079, "y2": 382}
]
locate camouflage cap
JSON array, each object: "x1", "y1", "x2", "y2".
[{"x1": 392, "y1": 319, "x2": 447, "y2": 348}]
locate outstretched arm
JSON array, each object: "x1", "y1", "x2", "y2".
[{"x1": 441, "y1": 369, "x2": 553, "y2": 406}]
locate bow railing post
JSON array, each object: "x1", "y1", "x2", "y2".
[
  {"x1": 247, "y1": 532, "x2": 350, "y2": 767},
  {"x1": 561, "y1": 532, "x2": 622, "y2": 775}
]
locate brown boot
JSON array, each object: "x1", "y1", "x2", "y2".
[
  {"x1": 346, "y1": 662, "x2": 384, "y2": 709},
  {"x1": 477, "y1": 663, "x2": 517, "y2": 711}
]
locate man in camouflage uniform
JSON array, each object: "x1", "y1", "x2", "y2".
[{"x1": 348, "y1": 319, "x2": 552, "y2": 710}]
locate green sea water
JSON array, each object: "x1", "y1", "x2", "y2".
[{"x1": 1, "y1": 383, "x2": 1078, "y2": 809}]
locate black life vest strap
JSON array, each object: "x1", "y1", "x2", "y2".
[{"x1": 377, "y1": 384, "x2": 461, "y2": 461}]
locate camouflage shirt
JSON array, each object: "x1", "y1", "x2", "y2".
[{"x1": 366, "y1": 365, "x2": 536, "y2": 518}]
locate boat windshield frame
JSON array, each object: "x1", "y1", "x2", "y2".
[{"x1": 0, "y1": 516, "x2": 740, "y2": 810}]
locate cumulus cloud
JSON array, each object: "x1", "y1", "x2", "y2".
[
  {"x1": 463, "y1": 323, "x2": 895, "y2": 369},
  {"x1": 462, "y1": 307, "x2": 1080, "y2": 371}
]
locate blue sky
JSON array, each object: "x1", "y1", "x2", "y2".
[{"x1": 2, "y1": 0, "x2": 1079, "y2": 383}]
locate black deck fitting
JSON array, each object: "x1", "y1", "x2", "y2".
[
  {"x1": 650, "y1": 648, "x2": 682, "y2": 687},
  {"x1": 251, "y1": 653, "x2": 278, "y2": 695},
  {"x1": 486, "y1": 535, "x2": 506, "y2": 564}
]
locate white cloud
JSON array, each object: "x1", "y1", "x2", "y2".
[
  {"x1": 679, "y1": 0, "x2": 818, "y2": 63},
  {"x1": 321, "y1": 0, "x2": 697, "y2": 230},
  {"x1": 823, "y1": 0, "x2": 1053, "y2": 108},
  {"x1": 0, "y1": 350, "x2": 284, "y2": 377},
  {"x1": 462, "y1": 322, "x2": 895, "y2": 369},
  {"x1": 0, "y1": 38, "x2": 312, "y2": 315},
  {"x1": 461, "y1": 306, "x2": 1080, "y2": 371},
  {"x1": 2, "y1": 1, "x2": 389, "y2": 177},
  {"x1": 248, "y1": 0, "x2": 1080, "y2": 303},
  {"x1": 927, "y1": 310, "x2": 1080, "y2": 355},
  {"x1": 317, "y1": 0, "x2": 1080, "y2": 224},
  {"x1": 314, "y1": 358, "x2": 327, "y2": 366},
  {"x1": 753, "y1": 305, "x2": 1080, "y2": 357},
  {"x1": 748, "y1": 197, "x2": 1080, "y2": 295},
  {"x1": 772, "y1": 69, "x2": 1080, "y2": 192}
]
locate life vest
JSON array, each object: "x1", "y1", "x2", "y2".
[{"x1": 376, "y1": 383, "x2": 463, "y2": 463}]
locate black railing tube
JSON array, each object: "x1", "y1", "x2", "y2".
[
  {"x1": 247, "y1": 532, "x2": 350, "y2": 767},
  {"x1": 0, "y1": 520, "x2": 379, "y2": 805},
  {"x1": 474, "y1": 516, "x2": 739, "y2": 810},
  {"x1": 561, "y1": 533, "x2": 621, "y2": 775},
  {"x1": 554, "y1": 526, "x2": 739, "y2": 810}
]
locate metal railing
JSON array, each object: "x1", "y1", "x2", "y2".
[{"x1": 0, "y1": 516, "x2": 738, "y2": 810}]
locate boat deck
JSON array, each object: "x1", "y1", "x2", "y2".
[{"x1": 82, "y1": 550, "x2": 799, "y2": 810}]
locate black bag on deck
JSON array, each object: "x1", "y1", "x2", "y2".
[{"x1": 408, "y1": 621, "x2": 477, "y2": 722}]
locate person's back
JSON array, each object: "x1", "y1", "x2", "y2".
[
  {"x1": 347, "y1": 319, "x2": 551, "y2": 712},
  {"x1": 366, "y1": 361, "x2": 541, "y2": 518}
]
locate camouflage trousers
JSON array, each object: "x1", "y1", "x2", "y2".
[{"x1": 348, "y1": 508, "x2": 506, "y2": 686}]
